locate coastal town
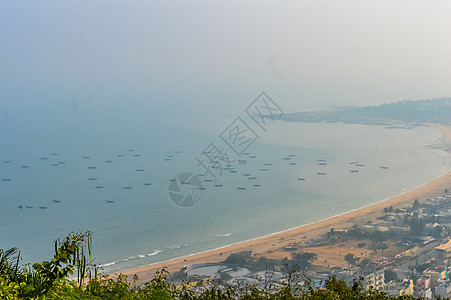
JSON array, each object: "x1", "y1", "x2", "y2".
[{"x1": 169, "y1": 189, "x2": 451, "y2": 299}]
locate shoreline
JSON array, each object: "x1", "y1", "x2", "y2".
[{"x1": 122, "y1": 123, "x2": 451, "y2": 283}]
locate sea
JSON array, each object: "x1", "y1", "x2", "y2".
[{"x1": 0, "y1": 100, "x2": 450, "y2": 274}]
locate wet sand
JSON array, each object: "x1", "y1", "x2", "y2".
[{"x1": 122, "y1": 123, "x2": 451, "y2": 283}]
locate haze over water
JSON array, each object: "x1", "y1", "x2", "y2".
[
  {"x1": 1, "y1": 0, "x2": 451, "y2": 274},
  {"x1": 0, "y1": 100, "x2": 449, "y2": 273}
]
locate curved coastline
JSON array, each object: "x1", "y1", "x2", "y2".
[{"x1": 121, "y1": 123, "x2": 451, "y2": 283}]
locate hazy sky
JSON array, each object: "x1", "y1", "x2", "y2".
[{"x1": 1, "y1": 1, "x2": 450, "y2": 116}]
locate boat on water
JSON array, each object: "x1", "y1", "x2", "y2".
[
  {"x1": 82, "y1": 156, "x2": 90, "y2": 159},
  {"x1": 249, "y1": 155, "x2": 257, "y2": 158},
  {"x1": 123, "y1": 186, "x2": 132, "y2": 190},
  {"x1": 51, "y1": 163, "x2": 59, "y2": 166},
  {"x1": 95, "y1": 186, "x2": 104, "y2": 189},
  {"x1": 136, "y1": 169, "x2": 144, "y2": 172},
  {"x1": 350, "y1": 170, "x2": 359, "y2": 173},
  {"x1": 248, "y1": 177, "x2": 257, "y2": 180},
  {"x1": 3, "y1": 160, "x2": 11, "y2": 163},
  {"x1": 105, "y1": 160, "x2": 113, "y2": 163},
  {"x1": 164, "y1": 158, "x2": 171, "y2": 161},
  {"x1": 349, "y1": 161, "x2": 358, "y2": 164},
  {"x1": 196, "y1": 174, "x2": 205, "y2": 176},
  {"x1": 238, "y1": 159, "x2": 247, "y2": 163},
  {"x1": 58, "y1": 161, "x2": 66, "y2": 164},
  {"x1": 144, "y1": 183, "x2": 152, "y2": 186},
  {"x1": 39, "y1": 206, "x2": 47, "y2": 209},
  {"x1": 88, "y1": 166, "x2": 97, "y2": 169},
  {"x1": 51, "y1": 153, "x2": 58, "y2": 156},
  {"x1": 117, "y1": 154, "x2": 125, "y2": 157},
  {"x1": 380, "y1": 166, "x2": 389, "y2": 169},
  {"x1": 21, "y1": 165, "x2": 30, "y2": 168},
  {"x1": 356, "y1": 164, "x2": 365, "y2": 167},
  {"x1": 133, "y1": 154, "x2": 141, "y2": 157},
  {"x1": 174, "y1": 151, "x2": 183, "y2": 154},
  {"x1": 243, "y1": 152, "x2": 250, "y2": 155},
  {"x1": 40, "y1": 157, "x2": 48, "y2": 160},
  {"x1": 237, "y1": 187, "x2": 246, "y2": 190},
  {"x1": 297, "y1": 178, "x2": 305, "y2": 181},
  {"x1": 318, "y1": 162, "x2": 327, "y2": 165},
  {"x1": 318, "y1": 159, "x2": 326, "y2": 162},
  {"x1": 88, "y1": 178, "x2": 97, "y2": 181},
  {"x1": 243, "y1": 173, "x2": 252, "y2": 176},
  {"x1": 169, "y1": 179, "x2": 176, "y2": 182},
  {"x1": 127, "y1": 149, "x2": 134, "y2": 152},
  {"x1": 25, "y1": 206, "x2": 33, "y2": 209},
  {"x1": 253, "y1": 184, "x2": 261, "y2": 187},
  {"x1": 289, "y1": 162, "x2": 296, "y2": 165},
  {"x1": 52, "y1": 200, "x2": 61, "y2": 203},
  {"x1": 198, "y1": 187, "x2": 206, "y2": 190},
  {"x1": 214, "y1": 184, "x2": 223, "y2": 187},
  {"x1": 317, "y1": 172, "x2": 327, "y2": 175},
  {"x1": 283, "y1": 157, "x2": 291, "y2": 160},
  {"x1": 263, "y1": 163, "x2": 273, "y2": 166},
  {"x1": 230, "y1": 170, "x2": 238, "y2": 173},
  {"x1": 260, "y1": 168, "x2": 269, "y2": 171},
  {"x1": 288, "y1": 154, "x2": 296, "y2": 157},
  {"x1": 2, "y1": 178, "x2": 11, "y2": 181},
  {"x1": 204, "y1": 179, "x2": 213, "y2": 182},
  {"x1": 106, "y1": 200, "x2": 115, "y2": 203},
  {"x1": 18, "y1": 205, "x2": 23, "y2": 209}
]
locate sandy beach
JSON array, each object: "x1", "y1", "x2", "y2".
[{"x1": 122, "y1": 123, "x2": 451, "y2": 283}]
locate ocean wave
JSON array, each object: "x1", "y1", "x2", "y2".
[{"x1": 215, "y1": 233, "x2": 231, "y2": 238}]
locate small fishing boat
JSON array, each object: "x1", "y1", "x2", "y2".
[
  {"x1": 237, "y1": 187, "x2": 246, "y2": 190},
  {"x1": 51, "y1": 163, "x2": 59, "y2": 166},
  {"x1": 356, "y1": 164, "x2": 365, "y2": 167},
  {"x1": 123, "y1": 186, "x2": 132, "y2": 190},
  {"x1": 127, "y1": 149, "x2": 134, "y2": 152},
  {"x1": 39, "y1": 206, "x2": 47, "y2": 209},
  {"x1": 52, "y1": 200, "x2": 61, "y2": 203},
  {"x1": 40, "y1": 157, "x2": 48, "y2": 160},
  {"x1": 117, "y1": 154, "x2": 125, "y2": 157},
  {"x1": 82, "y1": 156, "x2": 90, "y2": 159},
  {"x1": 3, "y1": 160, "x2": 11, "y2": 163},
  {"x1": 214, "y1": 184, "x2": 223, "y2": 187},
  {"x1": 204, "y1": 179, "x2": 213, "y2": 182},
  {"x1": 51, "y1": 153, "x2": 58, "y2": 156},
  {"x1": 350, "y1": 170, "x2": 359, "y2": 173},
  {"x1": 144, "y1": 183, "x2": 152, "y2": 186},
  {"x1": 133, "y1": 154, "x2": 141, "y2": 157},
  {"x1": 318, "y1": 162, "x2": 327, "y2": 165},
  {"x1": 317, "y1": 172, "x2": 327, "y2": 175},
  {"x1": 105, "y1": 160, "x2": 113, "y2": 163},
  {"x1": 260, "y1": 168, "x2": 269, "y2": 171},
  {"x1": 243, "y1": 173, "x2": 252, "y2": 176},
  {"x1": 248, "y1": 177, "x2": 257, "y2": 180},
  {"x1": 1, "y1": 178, "x2": 11, "y2": 181},
  {"x1": 18, "y1": 205, "x2": 23, "y2": 209},
  {"x1": 58, "y1": 161, "x2": 66, "y2": 164},
  {"x1": 263, "y1": 163, "x2": 273, "y2": 166},
  {"x1": 21, "y1": 165, "x2": 30, "y2": 168},
  {"x1": 283, "y1": 157, "x2": 291, "y2": 160},
  {"x1": 380, "y1": 166, "x2": 389, "y2": 169},
  {"x1": 106, "y1": 200, "x2": 115, "y2": 203},
  {"x1": 88, "y1": 166, "x2": 97, "y2": 169},
  {"x1": 297, "y1": 178, "x2": 305, "y2": 181},
  {"x1": 253, "y1": 184, "x2": 261, "y2": 187},
  {"x1": 136, "y1": 169, "x2": 144, "y2": 172},
  {"x1": 249, "y1": 155, "x2": 257, "y2": 158},
  {"x1": 95, "y1": 186, "x2": 104, "y2": 189},
  {"x1": 25, "y1": 205, "x2": 33, "y2": 209},
  {"x1": 318, "y1": 159, "x2": 326, "y2": 162},
  {"x1": 88, "y1": 178, "x2": 97, "y2": 181},
  {"x1": 289, "y1": 162, "x2": 296, "y2": 165}
]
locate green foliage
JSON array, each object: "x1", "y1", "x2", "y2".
[{"x1": 384, "y1": 269, "x2": 398, "y2": 283}]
